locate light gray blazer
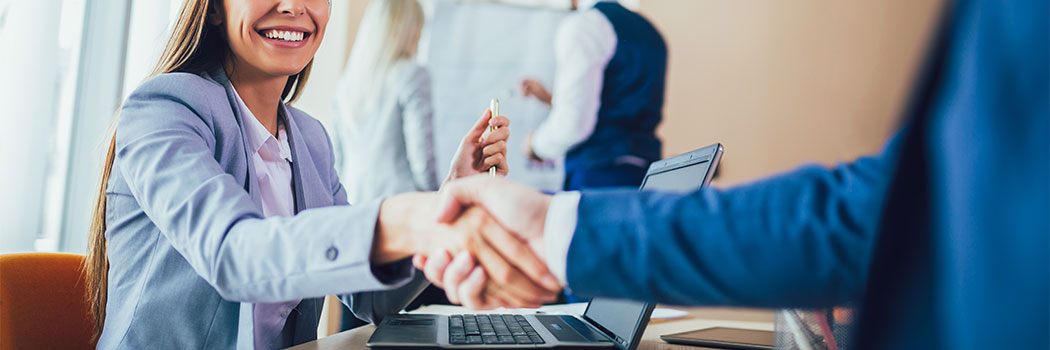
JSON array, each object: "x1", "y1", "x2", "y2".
[
  {"x1": 100, "y1": 66, "x2": 428, "y2": 349},
  {"x1": 332, "y1": 61, "x2": 440, "y2": 204}
]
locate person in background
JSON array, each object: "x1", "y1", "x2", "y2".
[
  {"x1": 331, "y1": 0, "x2": 462, "y2": 327},
  {"x1": 422, "y1": 0, "x2": 1049, "y2": 348},
  {"x1": 520, "y1": 0, "x2": 666, "y2": 302},
  {"x1": 520, "y1": 0, "x2": 666, "y2": 191},
  {"x1": 332, "y1": 0, "x2": 442, "y2": 205}
]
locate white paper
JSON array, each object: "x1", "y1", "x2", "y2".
[{"x1": 421, "y1": 0, "x2": 568, "y2": 191}]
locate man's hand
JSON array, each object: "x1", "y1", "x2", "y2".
[
  {"x1": 444, "y1": 110, "x2": 510, "y2": 185},
  {"x1": 415, "y1": 249, "x2": 505, "y2": 309},
  {"x1": 374, "y1": 190, "x2": 558, "y2": 309},
  {"x1": 415, "y1": 205, "x2": 560, "y2": 309},
  {"x1": 414, "y1": 175, "x2": 562, "y2": 309},
  {"x1": 437, "y1": 176, "x2": 551, "y2": 245},
  {"x1": 520, "y1": 79, "x2": 552, "y2": 106}
]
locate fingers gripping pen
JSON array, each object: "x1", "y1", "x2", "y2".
[{"x1": 488, "y1": 98, "x2": 499, "y2": 176}]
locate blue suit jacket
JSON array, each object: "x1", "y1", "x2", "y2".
[
  {"x1": 101, "y1": 66, "x2": 427, "y2": 349},
  {"x1": 564, "y1": 0, "x2": 1048, "y2": 348}
]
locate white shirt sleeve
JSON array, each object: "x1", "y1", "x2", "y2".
[
  {"x1": 542, "y1": 191, "x2": 583, "y2": 285},
  {"x1": 530, "y1": 10, "x2": 617, "y2": 160}
]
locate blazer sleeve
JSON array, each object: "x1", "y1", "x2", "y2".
[
  {"x1": 316, "y1": 117, "x2": 431, "y2": 324},
  {"x1": 115, "y1": 74, "x2": 413, "y2": 303},
  {"x1": 399, "y1": 65, "x2": 440, "y2": 191},
  {"x1": 564, "y1": 132, "x2": 904, "y2": 308}
]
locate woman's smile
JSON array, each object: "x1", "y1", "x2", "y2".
[
  {"x1": 257, "y1": 26, "x2": 313, "y2": 48},
  {"x1": 217, "y1": 0, "x2": 329, "y2": 77}
]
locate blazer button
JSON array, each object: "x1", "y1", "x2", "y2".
[{"x1": 326, "y1": 247, "x2": 339, "y2": 261}]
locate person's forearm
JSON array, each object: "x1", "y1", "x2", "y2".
[
  {"x1": 566, "y1": 155, "x2": 893, "y2": 306},
  {"x1": 530, "y1": 107, "x2": 597, "y2": 160},
  {"x1": 532, "y1": 11, "x2": 612, "y2": 160},
  {"x1": 184, "y1": 203, "x2": 402, "y2": 303}
]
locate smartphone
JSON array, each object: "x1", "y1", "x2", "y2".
[{"x1": 660, "y1": 327, "x2": 774, "y2": 350}]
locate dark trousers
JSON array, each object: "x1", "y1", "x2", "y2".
[{"x1": 564, "y1": 163, "x2": 648, "y2": 191}]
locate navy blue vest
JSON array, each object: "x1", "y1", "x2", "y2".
[{"x1": 565, "y1": 2, "x2": 667, "y2": 172}]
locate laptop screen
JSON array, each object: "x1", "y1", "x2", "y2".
[
  {"x1": 581, "y1": 143, "x2": 723, "y2": 348},
  {"x1": 582, "y1": 298, "x2": 651, "y2": 346},
  {"x1": 639, "y1": 160, "x2": 712, "y2": 192}
]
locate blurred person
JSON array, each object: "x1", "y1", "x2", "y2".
[
  {"x1": 520, "y1": 0, "x2": 667, "y2": 192},
  {"x1": 521, "y1": 0, "x2": 667, "y2": 302},
  {"x1": 421, "y1": 0, "x2": 1049, "y2": 348},
  {"x1": 331, "y1": 0, "x2": 440, "y2": 204},
  {"x1": 80, "y1": 0, "x2": 532, "y2": 348},
  {"x1": 330, "y1": 0, "x2": 454, "y2": 325}
]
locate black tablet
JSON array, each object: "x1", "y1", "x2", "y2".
[{"x1": 660, "y1": 327, "x2": 774, "y2": 350}]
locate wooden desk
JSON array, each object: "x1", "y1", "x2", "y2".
[{"x1": 290, "y1": 305, "x2": 773, "y2": 350}]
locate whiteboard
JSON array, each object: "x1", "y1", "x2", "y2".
[{"x1": 421, "y1": 0, "x2": 568, "y2": 191}]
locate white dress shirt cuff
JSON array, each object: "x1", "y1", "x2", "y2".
[
  {"x1": 530, "y1": 128, "x2": 569, "y2": 162},
  {"x1": 543, "y1": 191, "x2": 582, "y2": 286}
]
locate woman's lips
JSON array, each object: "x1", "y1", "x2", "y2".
[{"x1": 257, "y1": 28, "x2": 312, "y2": 49}]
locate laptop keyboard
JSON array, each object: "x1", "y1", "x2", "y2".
[{"x1": 448, "y1": 314, "x2": 546, "y2": 345}]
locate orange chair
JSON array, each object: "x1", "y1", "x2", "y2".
[{"x1": 0, "y1": 253, "x2": 95, "y2": 350}]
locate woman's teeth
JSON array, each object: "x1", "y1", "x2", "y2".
[{"x1": 263, "y1": 30, "x2": 305, "y2": 42}]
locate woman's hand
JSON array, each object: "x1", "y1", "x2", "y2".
[{"x1": 444, "y1": 110, "x2": 510, "y2": 185}]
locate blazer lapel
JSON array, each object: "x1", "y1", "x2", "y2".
[
  {"x1": 210, "y1": 66, "x2": 264, "y2": 211},
  {"x1": 280, "y1": 104, "x2": 311, "y2": 214},
  {"x1": 208, "y1": 66, "x2": 323, "y2": 214}
]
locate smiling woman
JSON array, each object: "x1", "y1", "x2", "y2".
[{"x1": 81, "y1": 0, "x2": 514, "y2": 348}]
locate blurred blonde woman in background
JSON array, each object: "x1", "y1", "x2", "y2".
[
  {"x1": 332, "y1": 0, "x2": 463, "y2": 329},
  {"x1": 332, "y1": 0, "x2": 442, "y2": 205}
]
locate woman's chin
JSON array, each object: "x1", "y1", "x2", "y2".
[{"x1": 266, "y1": 66, "x2": 309, "y2": 78}]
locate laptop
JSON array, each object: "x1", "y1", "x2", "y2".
[{"x1": 368, "y1": 143, "x2": 724, "y2": 349}]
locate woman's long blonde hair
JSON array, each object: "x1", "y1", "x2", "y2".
[
  {"x1": 332, "y1": 0, "x2": 424, "y2": 125},
  {"x1": 83, "y1": 0, "x2": 313, "y2": 338}
]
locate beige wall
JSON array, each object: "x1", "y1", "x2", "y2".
[{"x1": 640, "y1": 1, "x2": 944, "y2": 186}]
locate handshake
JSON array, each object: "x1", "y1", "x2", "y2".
[
  {"x1": 370, "y1": 109, "x2": 562, "y2": 309},
  {"x1": 375, "y1": 176, "x2": 562, "y2": 310}
]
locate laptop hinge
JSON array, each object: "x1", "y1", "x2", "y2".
[{"x1": 581, "y1": 315, "x2": 622, "y2": 345}]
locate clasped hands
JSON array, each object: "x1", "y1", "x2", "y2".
[
  {"x1": 417, "y1": 176, "x2": 560, "y2": 310},
  {"x1": 375, "y1": 178, "x2": 559, "y2": 310},
  {"x1": 372, "y1": 110, "x2": 561, "y2": 309}
]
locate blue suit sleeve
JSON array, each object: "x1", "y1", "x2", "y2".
[{"x1": 566, "y1": 133, "x2": 902, "y2": 307}]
